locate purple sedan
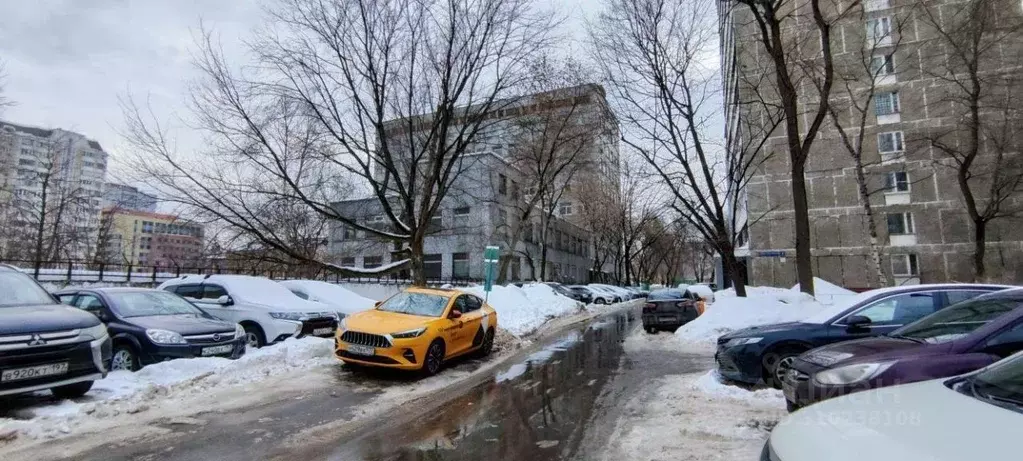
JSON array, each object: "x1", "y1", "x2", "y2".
[{"x1": 782, "y1": 288, "x2": 1023, "y2": 411}]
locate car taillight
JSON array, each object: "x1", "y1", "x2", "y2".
[
  {"x1": 643, "y1": 303, "x2": 656, "y2": 312},
  {"x1": 676, "y1": 301, "x2": 691, "y2": 308}
]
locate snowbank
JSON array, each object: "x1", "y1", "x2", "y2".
[
  {"x1": 461, "y1": 284, "x2": 584, "y2": 337},
  {"x1": 692, "y1": 370, "x2": 785, "y2": 404},
  {"x1": 0, "y1": 337, "x2": 334, "y2": 440},
  {"x1": 791, "y1": 277, "x2": 856, "y2": 306},
  {"x1": 675, "y1": 285, "x2": 825, "y2": 347}
]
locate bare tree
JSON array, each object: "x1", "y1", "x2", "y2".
[
  {"x1": 591, "y1": 0, "x2": 781, "y2": 296},
  {"x1": 916, "y1": 0, "x2": 1023, "y2": 281},
  {"x1": 0, "y1": 59, "x2": 11, "y2": 114},
  {"x1": 122, "y1": 0, "x2": 558, "y2": 285},
  {"x1": 725, "y1": 0, "x2": 856, "y2": 295},
  {"x1": 826, "y1": 8, "x2": 915, "y2": 287}
]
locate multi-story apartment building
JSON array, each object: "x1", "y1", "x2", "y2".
[
  {"x1": 721, "y1": 0, "x2": 1023, "y2": 289},
  {"x1": 100, "y1": 209, "x2": 204, "y2": 268},
  {"x1": 329, "y1": 85, "x2": 619, "y2": 281},
  {"x1": 0, "y1": 121, "x2": 108, "y2": 260},
  {"x1": 103, "y1": 183, "x2": 158, "y2": 212}
]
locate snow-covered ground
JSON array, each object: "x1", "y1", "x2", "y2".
[
  {"x1": 462, "y1": 283, "x2": 585, "y2": 336},
  {"x1": 674, "y1": 278, "x2": 854, "y2": 349}
]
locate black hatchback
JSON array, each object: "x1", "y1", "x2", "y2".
[
  {"x1": 54, "y1": 288, "x2": 246, "y2": 371},
  {"x1": 642, "y1": 288, "x2": 701, "y2": 333}
]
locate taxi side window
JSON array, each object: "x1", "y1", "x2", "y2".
[{"x1": 463, "y1": 296, "x2": 483, "y2": 312}]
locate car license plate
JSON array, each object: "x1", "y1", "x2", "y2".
[
  {"x1": 1, "y1": 362, "x2": 69, "y2": 382},
  {"x1": 659, "y1": 316, "x2": 676, "y2": 322},
  {"x1": 347, "y1": 344, "x2": 375, "y2": 356},
  {"x1": 312, "y1": 327, "x2": 333, "y2": 336},
  {"x1": 202, "y1": 345, "x2": 235, "y2": 356}
]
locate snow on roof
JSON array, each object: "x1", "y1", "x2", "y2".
[
  {"x1": 279, "y1": 280, "x2": 376, "y2": 314},
  {"x1": 160, "y1": 274, "x2": 327, "y2": 310},
  {"x1": 326, "y1": 258, "x2": 410, "y2": 275}
]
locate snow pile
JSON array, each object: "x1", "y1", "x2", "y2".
[
  {"x1": 280, "y1": 280, "x2": 376, "y2": 314},
  {"x1": 692, "y1": 370, "x2": 785, "y2": 404},
  {"x1": 686, "y1": 284, "x2": 716, "y2": 303},
  {"x1": 1, "y1": 337, "x2": 334, "y2": 440},
  {"x1": 675, "y1": 285, "x2": 825, "y2": 347},
  {"x1": 791, "y1": 277, "x2": 856, "y2": 306},
  {"x1": 462, "y1": 283, "x2": 584, "y2": 337}
]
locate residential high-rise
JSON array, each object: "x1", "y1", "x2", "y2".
[
  {"x1": 103, "y1": 183, "x2": 158, "y2": 212},
  {"x1": 721, "y1": 0, "x2": 1023, "y2": 289},
  {"x1": 0, "y1": 121, "x2": 108, "y2": 260}
]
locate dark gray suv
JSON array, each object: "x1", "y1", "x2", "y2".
[{"x1": 0, "y1": 265, "x2": 112, "y2": 398}]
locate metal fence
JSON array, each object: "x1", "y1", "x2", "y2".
[{"x1": 2, "y1": 258, "x2": 483, "y2": 288}]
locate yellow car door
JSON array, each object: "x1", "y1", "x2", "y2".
[
  {"x1": 459, "y1": 294, "x2": 488, "y2": 351},
  {"x1": 443, "y1": 295, "x2": 472, "y2": 356}
]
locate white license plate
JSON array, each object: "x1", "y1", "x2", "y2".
[
  {"x1": 312, "y1": 327, "x2": 334, "y2": 336},
  {"x1": 202, "y1": 345, "x2": 235, "y2": 356},
  {"x1": 2, "y1": 362, "x2": 69, "y2": 382},
  {"x1": 346, "y1": 344, "x2": 375, "y2": 356},
  {"x1": 659, "y1": 316, "x2": 676, "y2": 322}
]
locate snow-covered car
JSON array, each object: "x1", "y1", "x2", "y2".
[
  {"x1": 279, "y1": 280, "x2": 376, "y2": 318},
  {"x1": 685, "y1": 284, "x2": 715, "y2": 303},
  {"x1": 583, "y1": 285, "x2": 620, "y2": 304},
  {"x1": 158, "y1": 275, "x2": 339, "y2": 348},
  {"x1": 765, "y1": 351, "x2": 1023, "y2": 461},
  {"x1": 593, "y1": 284, "x2": 635, "y2": 301}
]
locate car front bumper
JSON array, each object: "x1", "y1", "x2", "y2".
[
  {"x1": 142, "y1": 336, "x2": 247, "y2": 365},
  {"x1": 714, "y1": 342, "x2": 766, "y2": 385},
  {"x1": 333, "y1": 334, "x2": 431, "y2": 371},
  {"x1": 266, "y1": 316, "x2": 339, "y2": 344},
  {"x1": 781, "y1": 360, "x2": 881, "y2": 410},
  {"x1": 0, "y1": 336, "x2": 111, "y2": 397}
]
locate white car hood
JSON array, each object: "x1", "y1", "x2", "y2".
[
  {"x1": 245, "y1": 297, "x2": 332, "y2": 313},
  {"x1": 771, "y1": 379, "x2": 1020, "y2": 461}
]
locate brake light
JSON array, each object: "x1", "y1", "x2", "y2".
[
  {"x1": 643, "y1": 303, "x2": 656, "y2": 312},
  {"x1": 676, "y1": 301, "x2": 692, "y2": 308}
]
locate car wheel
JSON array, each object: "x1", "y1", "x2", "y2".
[
  {"x1": 51, "y1": 381, "x2": 94, "y2": 399},
  {"x1": 422, "y1": 340, "x2": 445, "y2": 377},
  {"x1": 595, "y1": 298, "x2": 606, "y2": 305},
  {"x1": 111, "y1": 345, "x2": 140, "y2": 372},
  {"x1": 764, "y1": 347, "x2": 806, "y2": 389},
  {"x1": 243, "y1": 324, "x2": 266, "y2": 349},
  {"x1": 479, "y1": 329, "x2": 495, "y2": 357},
  {"x1": 786, "y1": 400, "x2": 800, "y2": 413}
]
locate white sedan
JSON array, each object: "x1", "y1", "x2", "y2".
[{"x1": 765, "y1": 352, "x2": 1023, "y2": 461}]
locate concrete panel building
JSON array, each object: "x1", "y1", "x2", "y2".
[
  {"x1": 721, "y1": 0, "x2": 1023, "y2": 289},
  {"x1": 103, "y1": 183, "x2": 158, "y2": 212},
  {"x1": 100, "y1": 209, "x2": 204, "y2": 268}
]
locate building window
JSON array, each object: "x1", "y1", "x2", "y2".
[
  {"x1": 511, "y1": 181, "x2": 519, "y2": 200},
  {"x1": 870, "y1": 54, "x2": 895, "y2": 76},
  {"x1": 454, "y1": 206, "x2": 470, "y2": 217},
  {"x1": 887, "y1": 212, "x2": 915, "y2": 235},
  {"x1": 424, "y1": 254, "x2": 442, "y2": 279},
  {"x1": 452, "y1": 252, "x2": 470, "y2": 278},
  {"x1": 885, "y1": 171, "x2": 909, "y2": 192},
  {"x1": 343, "y1": 226, "x2": 356, "y2": 239},
  {"x1": 340, "y1": 257, "x2": 355, "y2": 266},
  {"x1": 364, "y1": 256, "x2": 383, "y2": 269},
  {"x1": 498, "y1": 174, "x2": 507, "y2": 195},
  {"x1": 429, "y1": 213, "x2": 443, "y2": 233},
  {"x1": 875, "y1": 91, "x2": 900, "y2": 115},
  {"x1": 877, "y1": 131, "x2": 904, "y2": 154},
  {"x1": 559, "y1": 201, "x2": 574, "y2": 216},
  {"x1": 866, "y1": 16, "x2": 892, "y2": 43},
  {"x1": 891, "y1": 254, "x2": 919, "y2": 277}
]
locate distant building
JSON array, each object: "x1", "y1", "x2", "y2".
[
  {"x1": 100, "y1": 209, "x2": 204, "y2": 268},
  {"x1": 0, "y1": 121, "x2": 108, "y2": 259},
  {"x1": 103, "y1": 183, "x2": 157, "y2": 212}
]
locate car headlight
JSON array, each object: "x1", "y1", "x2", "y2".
[
  {"x1": 391, "y1": 327, "x2": 427, "y2": 339},
  {"x1": 269, "y1": 312, "x2": 307, "y2": 321},
  {"x1": 80, "y1": 323, "x2": 108, "y2": 341},
  {"x1": 234, "y1": 323, "x2": 245, "y2": 339},
  {"x1": 338, "y1": 317, "x2": 348, "y2": 331},
  {"x1": 334, "y1": 312, "x2": 346, "y2": 321},
  {"x1": 724, "y1": 337, "x2": 763, "y2": 348},
  {"x1": 146, "y1": 329, "x2": 187, "y2": 345},
  {"x1": 814, "y1": 361, "x2": 895, "y2": 385}
]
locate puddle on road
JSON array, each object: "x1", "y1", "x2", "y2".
[{"x1": 334, "y1": 312, "x2": 633, "y2": 461}]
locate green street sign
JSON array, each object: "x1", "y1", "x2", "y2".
[{"x1": 483, "y1": 245, "x2": 500, "y2": 292}]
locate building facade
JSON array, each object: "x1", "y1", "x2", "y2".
[
  {"x1": 722, "y1": 0, "x2": 1023, "y2": 289},
  {"x1": 103, "y1": 183, "x2": 158, "y2": 212},
  {"x1": 100, "y1": 209, "x2": 204, "y2": 268},
  {"x1": 0, "y1": 121, "x2": 108, "y2": 260}
]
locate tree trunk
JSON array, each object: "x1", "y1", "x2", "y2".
[
  {"x1": 539, "y1": 242, "x2": 548, "y2": 281},
  {"x1": 409, "y1": 233, "x2": 426, "y2": 286},
  {"x1": 974, "y1": 219, "x2": 987, "y2": 281},
  {"x1": 720, "y1": 243, "x2": 748, "y2": 297},
  {"x1": 496, "y1": 256, "x2": 513, "y2": 284},
  {"x1": 853, "y1": 156, "x2": 891, "y2": 287},
  {"x1": 33, "y1": 178, "x2": 50, "y2": 273},
  {"x1": 792, "y1": 161, "x2": 814, "y2": 296}
]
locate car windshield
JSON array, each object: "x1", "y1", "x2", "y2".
[
  {"x1": 892, "y1": 296, "x2": 1022, "y2": 344},
  {"x1": 0, "y1": 271, "x2": 56, "y2": 307},
  {"x1": 649, "y1": 290, "x2": 684, "y2": 301},
  {"x1": 109, "y1": 291, "x2": 206, "y2": 317},
  {"x1": 377, "y1": 292, "x2": 449, "y2": 317},
  {"x1": 963, "y1": 353, "x2": 1023, "y2": 412}
]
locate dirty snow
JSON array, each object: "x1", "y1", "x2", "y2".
[
  {"x1": 692, "y1": 370, "x2": 785, "y2": 404},
  {"x1": 674, "y1": 283, "x2": 840, "y2": 348},
  {"x1": 0, "y1": 337, "x2": 334, "y2": 440},
  {"x1": 461, "y1": 283, "x2": 584, "y2": 336}
]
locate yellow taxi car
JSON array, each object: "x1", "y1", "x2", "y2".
[{"x1": 334, "y1": 287, "x2": 498, "y2": 375}]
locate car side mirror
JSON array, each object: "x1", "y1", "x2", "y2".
[
  {"x1": 216, "y1": 295, "x2": 234, "y2": 306},
  {"x1": 374, "y1": 301, "x2": 383, "y2": 308},
  {"x1": 449, "y1": 310, "x2": 463, "y2": 319},
  {"x1": 845, "y1": 315, "x2": 872, "y2": 329}
]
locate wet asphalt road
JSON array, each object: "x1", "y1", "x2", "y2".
[{"x1": 58, "y1": 308, "x2": 710, "y2": 461}]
